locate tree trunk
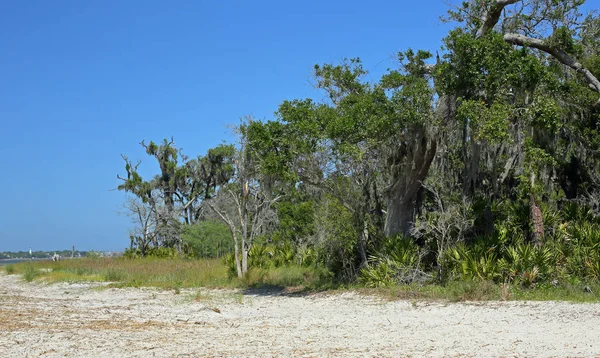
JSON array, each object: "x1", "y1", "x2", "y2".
[
  {"x1": 242, "y1": 247, "x2": 249, "y2": 277},
  {"x1": 530, "y1": 173, "x2": 544, "y2": 247},
  {"x1": 358, "y1": 214, "x2": 369, "y2": 267},
  {"x1": 232, "y1": 231, "x2": 243, "y2": 278},
  {"x1": 384, "y1": 191, "x2": 418, "y2": 237},
  {"x1": 384, "y1": 127, "x2": 437, "y2": 238}
]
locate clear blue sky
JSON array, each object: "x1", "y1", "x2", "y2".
[{"x1": 4, "y1": 0, "x2": 589, "y2": 252}]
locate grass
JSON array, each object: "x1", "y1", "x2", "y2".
[
  {"x1": 4, "y1": 264, "x2": 15, "y2": 274},
  {"x1": 6, "y1": 258, "x2": 600, "y2": 302},
  {"x1": 6, "y1": 257, "x2": 325, "y2": 290},
  {"x1": 242, "y1": 265, "x2": 333, "y2": 288},
  {"x1": 359, "y1": 280, "x2": 600, "y2": 303},
  {"x1": 22, "y1": 264, "x2": 40, "y2": 282}
]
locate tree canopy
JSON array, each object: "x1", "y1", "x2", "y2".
[{"x1": 118, "y1": 0, "x2": 600, "y2": 285}]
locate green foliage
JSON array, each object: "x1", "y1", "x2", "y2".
[
  {"x1": 181, "y1": 220, "x2": 233, "y2": 258},
  {"x1": 360, "y1": 237, "x2": 424, "y2": 287},
  {"x1": 274, "y1": 197, "x2": 315, "y2": 244},
  {"x1": 222, "y1": 241, "x2": 320, "y2": 279},
  {"x1": 442, "y1": 200, "x2": 600, "y2": 288},
  {"x1": 244, "y1": 265, "x2": 333, "y2": 288},
  {"x1": 529, "y1": 97, "x2": 562, "y2": 133},
  {"x1": 108, "y1": 0, "x2": 600, "y2": 301},
  {"x1": 446, "y1": 243, "x2": 502, "y2": 282},
  {"x1": 457, "y1": 100, "x2": 511, "y2": 143},
  {"x1": 499, "y1": 243, "x2": 554, "y2": 286},
  {"x1": 222, "y1": 253, "x2": 238, "y2": 279},
  {"x1": 314, "y1": 196, "x2": 359, "y2": 281},
  {"x1": 547, "y1": 26, "x2": 579, "y2": 55},
  {"x1": 438, "y1": 31, "x2": 513, "y2": 99}
]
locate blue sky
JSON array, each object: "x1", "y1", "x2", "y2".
[{"x1": 1, "y1": 1, "x2": 591, "y2": 252}]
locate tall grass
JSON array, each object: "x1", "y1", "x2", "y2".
[
  {"x1": 8, "y1": 257, "x2": 328, "y2": 289},
  {"x1": 8, "y1": 257, "x2": 599, "y2": 302},
  {"x1": 22, "y1": 265, "x2": 40, "y2": 282},
  {"x1": 48, "y1": 257, "x2": 234, "y2": 288},
  {"x1": 4, "y1": 264, "x2": 15, "y2": 274}
]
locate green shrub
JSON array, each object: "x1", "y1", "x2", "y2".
[
  {"x1": 145, "y1": 247, "x2": 179, "y2": 258},
  {"x1": 182, "y1": 220, "x2": 233, "y2": 258},
  {"x1": 245, "y1": 265, "x2": 332, "y2": 288},
  {"x1": 223, "y1": 253, "x2": 239, "y2": 278},
  {"x1": 360, "y1": 259, "x2": 397, "y2": 288},
  {"x1": 360, "y1": 238, "x2": 425, "y2": 287},
  {"x1": 249, "y1": 245, "x2": 275, "y2": 269},
  {"x1": 445, "y1": 244, "x2": 502, "y2": 282},
  {"x1": 123, "y1": 248, "x2": 142, "y2": 259}
]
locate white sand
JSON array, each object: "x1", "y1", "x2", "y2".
[{"x1": 1, "y1": 273, "x2": 599, "y2": 357}]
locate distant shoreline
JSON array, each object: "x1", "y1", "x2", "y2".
[{"x1": 0, "y1": 258, "x2": 51, "y2": 266}]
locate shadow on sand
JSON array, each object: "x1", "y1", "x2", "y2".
[{"x1": 242, "y1": 284, "x2": 314, "y2": 297}]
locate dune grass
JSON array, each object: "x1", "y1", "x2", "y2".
[
  {"x1": 5, "y1": 257, "x2": 327, "y2": 290},
  {"x1": 4, "y1": 264, "x2": 15, "y2": 275},
  {"x1": 5, "y1": 258, "x2": 599, "y2": 302},
  {"x1": 6, "y1": 257, "x2": 232, "y2": 288}
]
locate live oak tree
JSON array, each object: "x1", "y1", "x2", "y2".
[{"x1": 435, "y1": 0, "x2": 600, "y2": 247}]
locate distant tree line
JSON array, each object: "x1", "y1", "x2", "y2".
[{"x1": 0, "y1": 250, "x2": 87, "y2": 260}]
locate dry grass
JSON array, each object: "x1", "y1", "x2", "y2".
[
  {"x1": 8, "y1": 257, "x2": 329, "y2": 291},
  {"x1": 10, "y1": 257, "x2": 233, "y2": 289},
  {"x1": 10, "y1": 258, "x2": 597, "y2": 302}
]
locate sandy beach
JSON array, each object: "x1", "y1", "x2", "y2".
[{"x1": 1, "y1": 273, "x2": 599, "y2": 357}]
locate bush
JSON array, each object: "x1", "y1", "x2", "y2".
[
  {"x1": 222, "y1": 253, "x2": 239, "y2": 278},
  {"x1": 445, "y1": 243, "x2": 501, "y2": 282},
  {"x1": 244, "y1": 265, "x2": 333, "y2": 288},
  {"x1": 360, "y1": 238, "x2": 427, "y2": 287},
  {"x1": 182, "y1": 220, "x2": 233, "y2": 258},
  {"x1": 123, "y1": 248, "x2": 142, "y2": 259}
]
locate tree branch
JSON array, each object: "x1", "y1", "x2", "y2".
[
  {"x1": 477, "y1": 0, "x2": 520, "y2": 38},
  {"x1": 504, "y1": 33, "x2": 600, "y2": 108}
]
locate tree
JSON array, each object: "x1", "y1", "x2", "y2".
[
  {"x1": 120, "y1": 195, "x2": 156, "y2": 256},
  {"x1": 206, "y1": 120, "x2": 282, "y2": 277},
  {"x1": 437, "y1": 0, "x2": 600, "y2": 246},
  {"x1": 118, "y1": 139, "x2": 184, "y2": 251},
  {"x1": 118, "y1": 139, "x2": 236, "y2": 255}
]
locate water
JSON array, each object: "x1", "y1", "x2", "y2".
[{"x1": 0, "y1": 258, "x2": 48, "y2": 266}]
